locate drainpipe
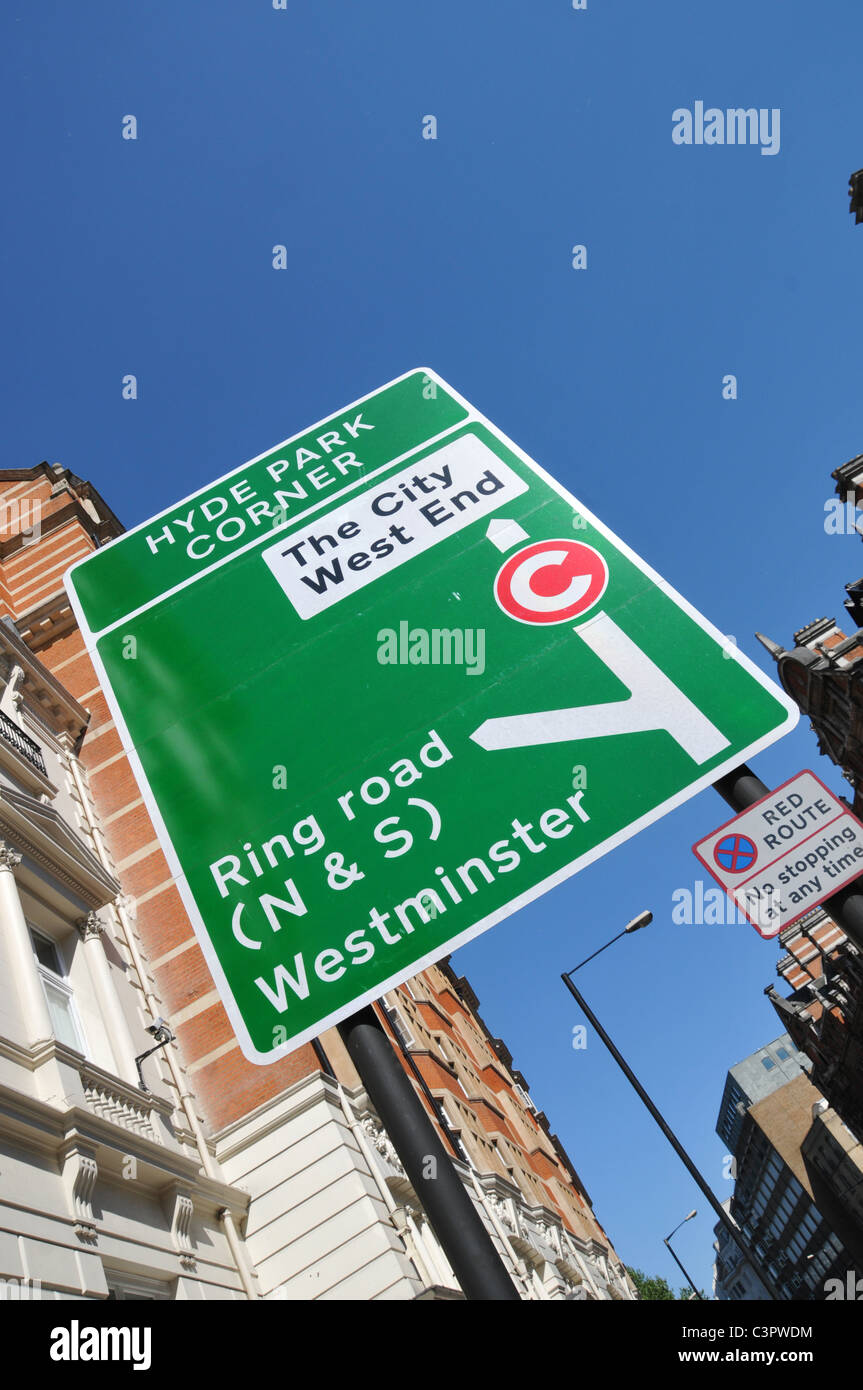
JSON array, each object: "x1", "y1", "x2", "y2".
[{"x1": 218, "y1": 1208, "x2": 260, "y2": 1302}]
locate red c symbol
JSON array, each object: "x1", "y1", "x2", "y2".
[{"x1": 495, "y1": 539, "x2": 609, "y2": 625}]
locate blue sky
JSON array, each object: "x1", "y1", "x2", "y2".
[{"x1": 4, "y1": 0, "x2": 863, "y2": 1295}]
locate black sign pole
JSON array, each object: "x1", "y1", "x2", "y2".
[{"x1": 338, "y1": 1005, "x2": 520, "y2": 1301}]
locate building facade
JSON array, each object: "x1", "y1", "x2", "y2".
[
  {"x1": 0, "y1": 462, "x2": 633, "y2": 1301},
  {"x1": 0, "y1": 610, "x2": 252, "y2": 1299},
  {"x1": 713, "y1": 1200, "x2": 770, "y2": 1301},
  {"x1": 766, "y1": 906, "x2": 863, "y2": 1142},
  {"x1": 714, "y1": 1036, "x2": 807, "y2": 1301},
  {"x1": 716, "y1": 1033, "x2": 810, "y2": 1158},
  {"x1": 757, "y1": 549, "x2": 863, "y2": 1140},
  {"x1": 715, "y1": 1038, "x2": 857, "y2": 1300},
  {"x1": 745, "y1": 458, "x2": 863, "y2": 1286}
]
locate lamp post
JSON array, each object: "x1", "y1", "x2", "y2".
[
  {"x1": 561, "y1": 914, "x2": 785, "y2": 1302},
  {"x1": 564, "y1": 910, "x2": 653, "y2": 974},
  {"x1": 665, "y1": 1210, "x2": 703, "y2": 1300}
]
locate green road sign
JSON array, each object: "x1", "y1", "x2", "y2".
[{"x1": 66, "y1": 369, "x2": 799, "y2": 1061}]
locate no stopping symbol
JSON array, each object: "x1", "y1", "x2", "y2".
[{"x1": 714, "y1": 833, "x2": 758, "y2": 874}]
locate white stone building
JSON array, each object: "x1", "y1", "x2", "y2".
[{"x1": 0, "y1": 604, "x2": 634, "y2": 1302}]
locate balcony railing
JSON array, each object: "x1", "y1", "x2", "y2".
[
  {"x1": 82, "y1": 1072, "x2": 159, "y2": 1143},
  {"x1": 0, "y1": 709, "x2": 47, "y2": 775}
]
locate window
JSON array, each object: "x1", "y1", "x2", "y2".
[
  {"x1": 776, "y1": 1047, "x2": 790, "y2": 1060},
  {"x1": 512, "y1": 1082, "x2": 537, "y2": 1113},
  {"x1": 765, "y1": 1153, "x2": 783, "y2": 1183},
  {"x1": 762, "y1": 1057, "x2": 776, "y2": 1070},
  {"x1": 383, "y1": 1004, "x2": 414, "y2": 1051},
  {"x1": 798, "y1": 1207, "x2": 820, "y2": 1240},
  {"x1": 775, "y1": 1192, "x2": 795, "y2": 1223},
  {"x1": 440, "y1": 1099, "x2": 461, "y2": 1133},
  {"x1": 105, "y1": 1273, "x2": 172, "y2": 1300},
  {"x1": 454, "y1": 1071, "x2": 470, "y2": 1099},
  {"x1": 30, "y1": 927, "x2": 85, "y2": 1053},
  {"x1": 767, "y1": 1212, "x2": 785, "y2": 1240}
]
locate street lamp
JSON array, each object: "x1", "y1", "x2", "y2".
[
  {"x1": 665, "y1": 1210, "x2": 703, "y2": 1300},
  {"x1": 561, "y1": 914, "x2": 785, "y2": 1302},
  {"x1": 563, "y1": 909, "x2": 652, "y2": 977}
]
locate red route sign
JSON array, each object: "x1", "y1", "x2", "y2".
[{"x1": 693, "y1": 769, "x2": 863, "y2": 938}]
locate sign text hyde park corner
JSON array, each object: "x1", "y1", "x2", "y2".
[{"x1": 66, "y1": 370, "x2": 799, "y2": 1061}]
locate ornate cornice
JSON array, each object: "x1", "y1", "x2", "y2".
[
  {"x1": 0, "y1": 785, "x2": 119, "y2": 907},
  {"x1": 75, "y1": 912, "x2": 103, "y2": 942},
  {"x1": 0, "y1": 613, "x2": 88, "y2": 738},
  {"x1": 0, "y1": 463, "x2": 123, "y2": 561},
  {"x1": 13, "y1": 592, "x2": 81, "y2": 659},
  {"x1": 0, "y1": 842, "x2": 22, "y2": 870},
  {"x1": 360, "y1": 1115, "x2": 405, "y2": 1175}
]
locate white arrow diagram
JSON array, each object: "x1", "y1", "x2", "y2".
[
  {"x1": 471, "y1": 610, "x2": 729, "y2": 764},
  {"x1": 485, "y1": 517, "x2": 529, "y2": 553}
]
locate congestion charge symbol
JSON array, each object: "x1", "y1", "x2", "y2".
[
  {"x1": 714, "y1": 833, "x2": 758, "y2": 874},
  {"x1": 494, "y1": 538, "x2": 609, "y2": 626}
]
